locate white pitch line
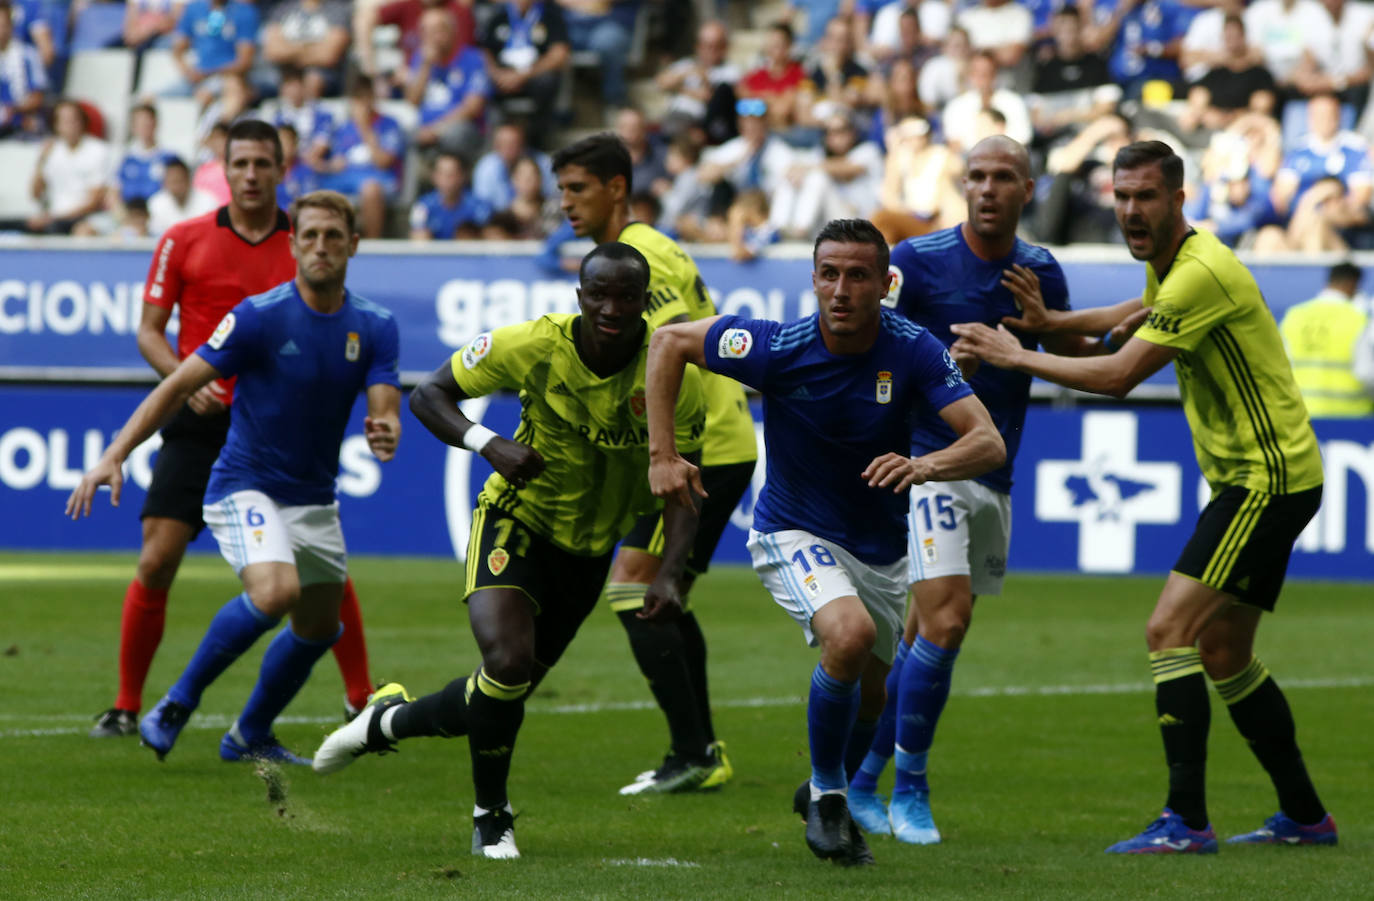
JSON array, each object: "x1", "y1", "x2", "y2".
[{"x1": 4, "y1": 675, "x2": 1370, "y2": 740}]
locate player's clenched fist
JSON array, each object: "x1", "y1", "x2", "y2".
[
  {"x1": 648, "y1": 453, "x2": 707, "y2": 508},
  {"x1": 483, "y1": 438, "x2": 545, "y2": 490}
]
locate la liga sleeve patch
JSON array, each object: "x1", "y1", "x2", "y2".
[
  {"x1": 206, "y1": 312, "x2": 236, "y2": 350},
  {"x1": 462, "y1": 332, "x2": 493, "y2": 369},
  {"x1": 718, "y1": 328, "x2": 753, "y2": 359}
]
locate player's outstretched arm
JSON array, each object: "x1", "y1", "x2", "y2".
[
  {"x1": 364, "y1": 384, "x2": 402, "y2": 462},
  {"x1": 950, "y1": 322, "x2": 1177, "y2": 398},
  {"x1": 646, "y1": 317, "x2": 717, "y2": 507},
  {"x1": 863, "y1": 394, "x2": 1005, "y2": 491},
  {"x1": 66, "y1": 355, "x2": 221, "y2": 519},
  {"x1": 1001, "y1": 264, "x2": 1145, "y2": 336},
  {"x1": 640, "y1": 451, "x2": 703, "y2": 622},
  {"x1": 409, "y1": 359, "x2": 545, "y2": 489}
]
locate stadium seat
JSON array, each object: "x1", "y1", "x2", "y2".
[
  {"x1": 0, "y1": 141, "x2": 43, "y2": 221},
  {"x1": 135, "y1": 49, "x2": 184, "y2": 98},
  {"x1": 154, "y1": 97, "x2": 200, "y2": 162},
  {"x1": 70, "y1": 2, "x2": 127, "y2": 51},
  {"x1": 65, "y1": 49, "x2": 136, "y2": 146}
]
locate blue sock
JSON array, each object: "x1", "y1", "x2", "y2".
[
  {"x1": 894, "y1": 635, "x2": 959, "y2": 794},
  {"x1": 845, "y1": 719, "x2": 878, "y2": 784},
  {"x1": 237, "y1": 624, "x2": 341, "y2": 744},
  {"x1": 851, "y1": 638, "x2": 909, "y2": 793},
  {"x1": 168, "y1": 594, "x2": 278, "y2": 710},
  {"x1": 808, "y1": 662, "x2": 860, "y2": 794}
]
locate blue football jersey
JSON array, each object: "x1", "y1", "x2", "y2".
[
  {"x1": 196, "y1": 280, "x2": 401, "y2": 506},
  {"x1": 890, "y1": 226, "x2": 1070, "y2": 494},
  {"x1": 704, "y1": 311, "x2": 973, "y2": 565}
]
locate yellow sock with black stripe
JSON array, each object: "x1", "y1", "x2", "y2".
[
  {"x1": 468, "y1": 667, "x2": 530, "y2": 811},
  {"x1": 1216, "y1": 657, "x2": 1327, "y2": 825},
  {"x1": 1150, "y1": 647, "x2": 1211, "y2": 830},
  {"x1": 604, "y1": 582, "x2": 650, "y2": 614}
]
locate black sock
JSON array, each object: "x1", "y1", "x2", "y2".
[
  {"x1": 1217, "y1": 657, "x2": 1326, "y2": 825},
  {"x1": 1150, "y1": 648, "x2": 1211, "y2": 830},
  {"x1": 677, "y1": 611, "x2": 716, "y2": 744},
  {"x1": 467, "y1": 668, "x2": 529, "y2": 811},
  {"x1": 617, "y1": 609, "x2": 709, "y2": 760},
  {"x1": 390, "y1": 673, "x2": 472, "y2": 739}
]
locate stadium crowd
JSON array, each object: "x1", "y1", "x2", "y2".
[{"x1": 6, "y1": 0, "x2": 1374, "y2": 252}]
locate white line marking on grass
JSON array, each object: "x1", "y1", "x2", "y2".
[
  {"x1": 604, "y1": 858, "x2": 700, "y2": 868},
  {"x1": 5, "y1": 676, "x2": 1369, "y2": 739}
]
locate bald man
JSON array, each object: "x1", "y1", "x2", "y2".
[{"x1": 844, "y1": 136, "x2": 1138, "y2": 842}]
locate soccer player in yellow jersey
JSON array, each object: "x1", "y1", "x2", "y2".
[
  {"x1": 552, "y1": 133, "x2": 759, "y2": 794},
  {"x1": 312, "y1": 243, "x2": 707, "y2": 860},
  {"x1": 951, "y1": 142, "x2": 1337, "y2": 853}
]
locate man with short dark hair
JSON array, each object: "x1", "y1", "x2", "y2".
[
  {"x1": 952, "y1": 140, "x2": 1338, "y2": 853},
  {"x1": 646, "y1": 218, "x2": 1004, "y2": 865},
  {"x1": 1280, "y1": 261, "x2": 1373, "y2": 417}
]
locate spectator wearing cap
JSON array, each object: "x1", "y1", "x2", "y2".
[
  {"x1": 311, "y1": 75, "x2": 406, "y2": 238},
  {"x1": 28, "y1": 100, "x2": 111, "y2": 235},
  {"x1": 114, "y1": 104, "x2": 179, "y2": 206},
  {"x1": 697, "y1": 98, "x2": 797, "y2": 212},
  {"x1": 941, "y1": 50, "x2": 1032, "y2": 151},
  {"x1": 262, "y1": 0, "x2": 351, "y2": 99},
  {"x1": 478, "y1": 0, "x2": 570, "y2": 142},
  {"x1": 408, "y1": 5, "x2": 490, "y2": 162},
  {"x1": 409, "y1": 151, "x2": 492, "y2": 239},
  {"x1": 472, "y1": 121, "x2": 557, "y2": 212},
  {"x1": 1029, "y1": 5, "x2": 1121, "y2": 147},
  {"x1": 171, "y1": 0, "x2": 259, "y2": 104},
  {"x1": 739, "y1": 22, "x2": 806, "y2": 130},
  {"x1": 656, "y1": 19, "x2": 740, "y2": 143},
  {"x1": 148, "y1": 156, "x2": 219, "y2": 236},
  {"x1": 0, "y1": 1, "x2": 47, "y2": 139},
  {"x1": 554, "y1": 0, "x2": 634, "y2": 110}
]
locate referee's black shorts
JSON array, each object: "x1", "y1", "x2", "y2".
[
  {"x1": 139, "y1": 405, "x2": 231, "y2": 537},
  {"x1": 1173, "y1": 484, "x2": 1322, "y2": 612},
  {"x1": 463, "y1": 502, "x2": 613, "y2": 671},
  {"x1": 620, "y1": 459, "x2": 756, "y2": 577}
]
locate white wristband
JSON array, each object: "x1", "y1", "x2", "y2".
[{"x1": 462, "y1": 424, "x2": 498, "y2": 454}]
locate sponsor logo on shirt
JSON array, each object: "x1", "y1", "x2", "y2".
[
  {"x1": 1144, "y1": 310, "x2": 1183, "y2": 335},
  {"x1": 207, "y1": 312, "x2": 235, "y2": 349},
  {"x1": 876, "y1": 370, "x2": 892, "y2": 404},
  {"x1": 149, "y1": 237, "x2": 175, "y2": 299},
  {"x1": 719, "y1": 328, "x2": 752, "y2": 359},
  {"x1": 346, "y1": 331, "x2": 360, "y2": 362},
  {"x1": 462, "y1": 332, "x2": 493, "y2": 369}
]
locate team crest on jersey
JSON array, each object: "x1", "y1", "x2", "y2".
[
  {"x1": 252, "y1": 529, "x2": 263, "y2": 547},
  {"x1": 462, "y1": 332, "x2": 493, "y2": 369},
  {"x1": 207, "y1": 313, "x2": 236, "y2": 349},
  {"x1": 345, "y1": 331, "x2": 361, "y2": 362},
  {"x1": 802, "y1": 572, "x2": 821, "y2": 597},
  {"x1": 628, "y1": 387, "x2": 647, "y2": 419},
  {"x1": 719, "y1": 328, "x2": 752, "y2": 359},
  {"x1": 922, "y1": 537, "x2": 938, "y2": 564},
  {"x1": 487, "y1": 547, "x2": 510, "y2": 576},
  {"x1": 884, "y1": 265, "x2": 902, "y2": 308},
  {"x1": 876, "y1": 370, "x2": 893, "y2": 404}
]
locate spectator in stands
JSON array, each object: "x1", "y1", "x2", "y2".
[
  {"x1": 0, "y1": 1, "x2": 48, "y2": 139},
  {"x1": 1029, "y1": 5, "x2": 1121, "y2": 148},
  {"x1": 478, "y1": 0, "x2": 571, "y2": 140},
  {"x1": 1280, "y1": 261, "x2": 1374, "y2": 416},
  {"x1": 1184, "y1": 135, "x2": 1277, "y2": 247},
  {"x1": 1180, "y1": 0, "x2": 1260, "y2": 84},
  {"x1": 114, "y1": 103, "x2": 179, "y2": 207},
  {"x1": 656, "y1": 19, "x2": 739, "y2": 144},
  {"x1": 871, "y1": 57, "x2": 928, "y2": 150},
  {"x1": 193, "y1": 119, "x2": 231, "y2": 203},
  {"x1": 957, "y1": 0, "x2": 1032, "y2": 71},
  {"x1": 27, "y1": 99, "x2": 111, "y2": 235},
  {"x1": 870, "y1": 114, "x2": 962, "y2": 243},
  {"x1": 1258, "y1": 93, "x2": 1373, "y2": 251},
  {"x1": 472, "y1": 121, "x2": 555, "y2": 211},
  {"x1": 1085, "y1": 0, "x2": 1188, "y2": 102},
  {"x1": 117, "y1": 197, "x2": 150, "y2": 239},
  {"x1": 616, "y1": 107, "x2": 669, "y2": 196},
  {"x1": 1243, "y1": 0, "x2": 1335, "y2": 92},
  {"x1": 867, "y1": 8, "x2": 938, "y2": 77},
  {"x1": 739, "y1": 22, "x2": 805, "y2": 131},
  {"x1": 11, "y1": 0, "x2": 53, "y2": 70},
  {"x1": 408, "y1": 5, "x2": 490, "y2": 162},
  {"x1": 147, "y1": 156, "x2": 218, "y2": 235},
  {"x1": 769, "y1": 111, "x2": 883, "y2": 240},
  {"x1": 697, "y1": 98, "x2": 796, "y2": 216},
  {"x1": 409, "y1": 151, "x2": 492, "y2": 239},
  {"x1": 1290, "y1": 0, "x2": 1374, "y2": 112},
  {"x1": 124, "y1": 0, "x2": 185, "y2": 51},
  {"x1": 658, "y1": 134, "x2": 713, "y2": 240},
  {"x1": 726, "y1": 188, "x2": 777, "y2": 262},
  {"x1": 1177, "y1": 15, "x2": 1277, "y2": 134},
  {"x1": 787, "y1": 0, "x2": 842, "y2": 50},
  {"x1": 797, "y1": 17, "x2": 872, "y2": 132},
  {"x1": 917, "y1": 25, "x2": 971, "y2": 113},
  {"x1": 194, "y1": 71, "x2": 252, "y2": 148},
  {"x1": 274, "y1": 122, "x2": 318, "y2": 209},
  {"x1": 941, "y1": 50, "x2": 1032, "y2": 151},
  {"x1": 354, "y1": 0, "x2": 475, "y2": 86},
  {"x1": 862, "y1": 0, "x2": 951, "y2": 65},
  {"x1": 262, "y1": 0, "x2": 351, "y2": 99},
  {"x1": 310, "y1": 75, "x2": 405, "y2": 239},
  {"x1": 555, "y1": 0, "x2": 634, "y2": 111},
  {"x1": 171, "y1": 0, "x2": 259, "y2": 105},
  {"x1": 1032, "y1": 111, "x2": 1134, "y2": 245},
  {"x1": 268, "y1": 65, "x2": 334, "y2": 152},
  {"x1": 486, "y1": 155, "x2": 561, "y2": 238}
]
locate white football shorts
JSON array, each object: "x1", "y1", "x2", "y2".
[
  {"x1": 747, "y1": 528, "x2": 908, "y2": 664},
  {"x1": 203, "y1": 489, "x2": 348, "y2": 586},
  {"x1": 906, "y1": 479, "x2": 1011, "y2": 595}
]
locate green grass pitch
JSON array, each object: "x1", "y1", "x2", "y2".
[{"x1": 0, "y1": 553, "x2": 1368, "y2": 900}]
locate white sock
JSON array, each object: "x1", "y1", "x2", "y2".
[
  {"x1": 810, "y1": 784, "x2": 847, "y2": 803},
  {"x1": 379, "y1": 705, "x2": 399, "y2": 741},
  {"x1": 473, "y1": 802, "x2": 514, "y2": 817}
]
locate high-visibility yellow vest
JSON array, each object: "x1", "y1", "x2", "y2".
[{"x1": 1279, "y1": 292, "x2": 1374, "y2": 418}]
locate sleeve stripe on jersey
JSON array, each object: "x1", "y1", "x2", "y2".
[
  {"x1": 882, "y1": 310, "x2": 925, "y2": 340},
  {"x1": 769, "y1": 318, "x2": 815, "y2": 351},
  {"x1": 350, "y1": 294, "x2": 394, "y2": 319},
  {"x1": 1211, "y1": 325, "x2": 1287, "y2": 494},
  {"x1": 908, "y1": 233, "x2": 958, "y2": 252}
]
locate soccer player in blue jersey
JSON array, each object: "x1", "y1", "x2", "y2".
[
  {"x1": 67, "y1": 191, "x2": 402, "y2": 764},
  {"x1": 848, "y1": 135, "x2": 1143, "y2": 844},
  {"x1": 645, "y1": 218, "x2": 1006, "y2": 865}
]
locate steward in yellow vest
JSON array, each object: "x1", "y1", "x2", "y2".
[{"x1": 1279, "y1": 263, "x2": 1374, "y2": 417}]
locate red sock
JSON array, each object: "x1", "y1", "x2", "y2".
[
  {"x1": 332, "y1": 577, "x2": 373, "y2": 710},
  {"x1": 115, "y1": 580, "x2": 168, "y2": 713}
]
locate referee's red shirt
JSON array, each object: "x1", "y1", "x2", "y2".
[{"x1": 143, "y1": 207, "x2": 295, "y2": 399}]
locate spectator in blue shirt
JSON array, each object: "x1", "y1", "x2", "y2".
[
  {"x1": 11, "y1": 0, "x2": 53, "y2": 70},
  {"x1": 1184, "y1": 160, "x2": 1275, "y2": 248},
  {"x1": 275, "y1": 123, "x2": 319, "y2": 211},
  {"x1": 313, "y1": 75, "x2": 407, "y2": 238},
  {"x1": 407, "y1": 5, "x2": 490, "y2": 162},
  {"x1": 471, "y1": 121, "x2": 556, "y2": 211},
  {"x1": 115, "y1": 103, "x2": 179, "y2": 204},
  {"x1": 172, "y1": 0, "x2": 259, "y2": 103},
  {"x1": 0, "y1": 1, "x2": 47, "y2": 138},
  {"x1": 409, "y1": 151, "x2": 492, "y2": 239},
  {"x1": 270, "y1": 65, "x2": 335, "y2": 152},
  {"x1": 555, "y1": 0, "x2": 634, "y2": 109},
  {"x1": 1087, "y1": 0, "x2": 1189, "y2": 100}
]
